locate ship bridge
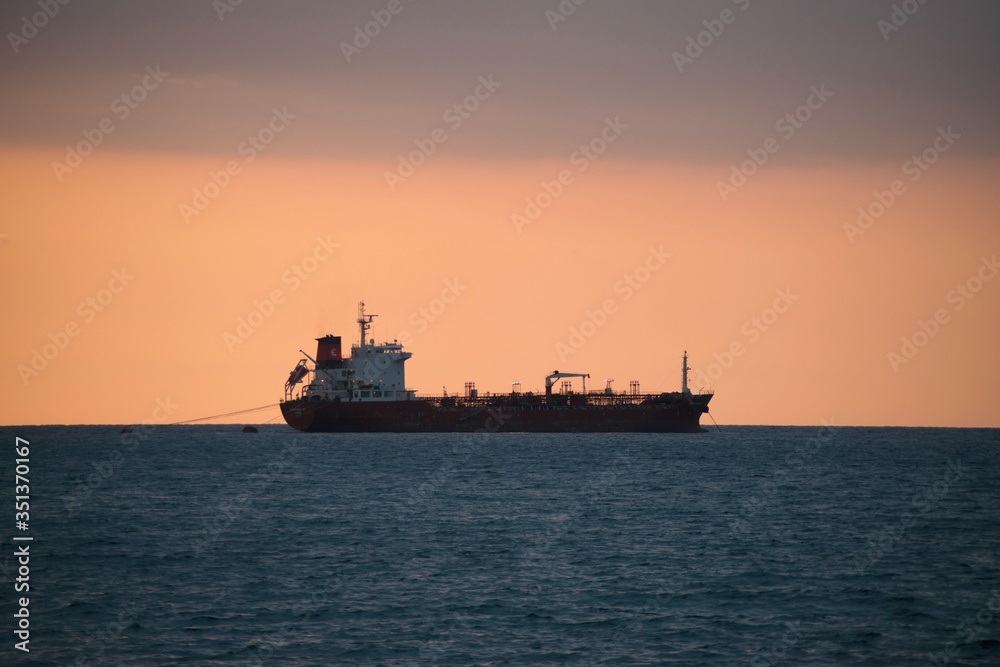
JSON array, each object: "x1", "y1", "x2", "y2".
[{"x1": 285, "y1": 302, "x2": 416, "y2": 403}]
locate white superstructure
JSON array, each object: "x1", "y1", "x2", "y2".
[{"x1": 285, "y1": 302, "x2": 415, "y2": 403}]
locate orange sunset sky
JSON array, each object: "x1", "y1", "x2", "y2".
[{"x1": 2, "y1": 1, "x2": 998, "y2": 427}]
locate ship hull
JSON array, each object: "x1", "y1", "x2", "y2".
[{"x1": 280, "y1": 394, "x2": 712, "y2": 433}]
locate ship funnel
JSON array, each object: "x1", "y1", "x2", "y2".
[{"x1": 315, "y1": 335, "x2": 342, "y2": 368}]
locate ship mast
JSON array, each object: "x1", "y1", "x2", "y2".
[
  {"x1": 682, "y1": 350, "x2": 691, "y2": 396},
  {"x1": 357, "y1": 301, "x2": 377, "y2": 349}
]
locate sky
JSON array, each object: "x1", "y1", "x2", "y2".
[{"x1": 1, "y1": 0, "x2": 998, "y2": 427}]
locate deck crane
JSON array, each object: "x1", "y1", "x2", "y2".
[{"x1": 545, "y1": 371, "x2": 590, "y2": 396}]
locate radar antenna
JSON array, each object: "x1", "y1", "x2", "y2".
[{"x1": 357, "y1": 301, "x2": 377, "y2": 348}]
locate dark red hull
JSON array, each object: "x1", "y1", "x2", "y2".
[{"x1": 280, "y1": 393, "x2": 712, "y2": 433}]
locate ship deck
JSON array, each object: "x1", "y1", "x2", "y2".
[{"x1": 413, "y1": 391, "x2": 712, "y2": 409}]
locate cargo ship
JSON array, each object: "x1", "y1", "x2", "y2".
[{"x1": 280, "y1": 302, "x2": 713, "y2": 433}]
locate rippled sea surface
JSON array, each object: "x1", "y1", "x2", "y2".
[{"x1": 3, "y1": 425, "x2": 999, "y2": 666}]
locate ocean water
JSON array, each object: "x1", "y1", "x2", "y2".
[{"x1": 2, "y1": 425, "x2": 998, "y2": 666}]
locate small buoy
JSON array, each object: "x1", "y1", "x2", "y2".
[{"x1": 242, "y1": 426, "x2": 259, "y2": 433}]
